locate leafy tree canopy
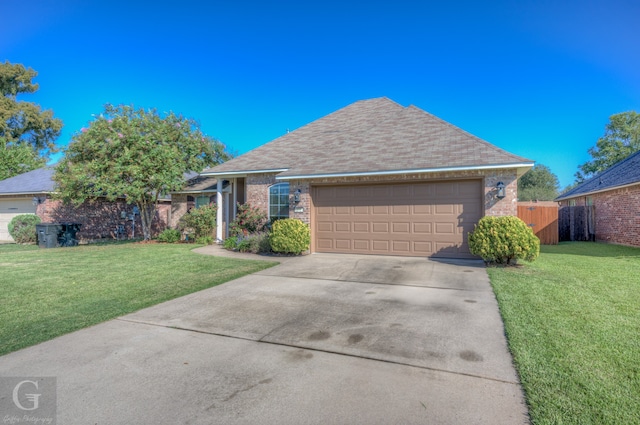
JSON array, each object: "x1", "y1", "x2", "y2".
[
  {"x1": 518, "y1": 164, "x2": 560, "y2": 201},
  {"x1": 576, "y1": 111, "x2": 640, "y2": 182},
  {"x1": 54, "y1": 104, "x2": 231, "y2": 240},
  {"x1": 0, "y1": 61, "x2": 63, "y2": 155},
  {"x1": 0, "y1": 139, "x2": 46, "y2": 181},
  {"x1": 0, "y1": 61, "x2": 63, "y2": 180}
]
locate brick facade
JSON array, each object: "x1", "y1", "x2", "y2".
[
  {"x1": 244, "y1": 168, "x2": 519, "y2": 227},
  {"x1": 36, "y1": 197, "x2": 170, "y2": 242},
  {"x1": 560, "y1": 184, "x2": 640, "y2": 247}
]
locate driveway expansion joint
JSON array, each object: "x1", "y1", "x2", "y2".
[
  {"x1": 116, "y1": 317, "x2": 520, "y2": 386},
  {"x1": 254, "y1": 272, "x2": 484, "y2": 292}
]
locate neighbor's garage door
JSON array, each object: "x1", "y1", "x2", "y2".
[
  {"x1": 313, "y1": 180, "x2": 483, "y2": 258},
  {"x1": 0, "y1": 198, "x2": 37, "y2": 241}
]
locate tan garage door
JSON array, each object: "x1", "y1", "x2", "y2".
[
  {"x1": 0, "y1": 198, "x2": 37, "y2": 241},
  {"x1": 313, "y1": 180, "x2": 483, "y2": 258}
]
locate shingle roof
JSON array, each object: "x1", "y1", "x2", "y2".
[
  {"x1": 556, "y1": 150, "x2": 640, "y2": 200},
  {"x1": 202, "y1": 97, "x2": 533, "y2": 178},
  {"x1": 174, "y1": 174, "x2": 219, "y2": 192},
  {"x1": 0, "y1": 167, "x2": 56, "y2": 194}
]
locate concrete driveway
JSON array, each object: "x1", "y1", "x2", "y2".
[{"x1": 0, "y1": 249, "x2": 529, "y2": 424}]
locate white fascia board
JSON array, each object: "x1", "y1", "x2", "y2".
[
  {"x1": 200, "y1": 169, "x2": 289, "y2": 177},
  {"x1": 0, "y1": 191, "x2": 50, "y2": 197},
  {"x1": 555, "y1": 181, "x2": 640, "y2": 201},
  {"x1": 275, "y1": 163, "x2": 535, "y2": 180}
]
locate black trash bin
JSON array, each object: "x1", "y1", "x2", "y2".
[{"x1": 36, "y1": 223, "x2": 63, "y2": 248}]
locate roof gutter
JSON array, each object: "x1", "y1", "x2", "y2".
[
  {"x1": 0, "y1": 191, "x2": 51, "y2": 196},
  {"x1": 275, "y1": 162, "x2": 534, "y2": 180},
  {"x1": 200, "y1": 168, "x2": 289, "y2": 177},
  {"x1": 555, "y1": 181, "x2": 640, "y2": 201}
]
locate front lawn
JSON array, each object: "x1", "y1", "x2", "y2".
[
  {"x1": 0, "y1": 243, "x2": 277, "y2": 356},
  {"x1": 489, "y1": 242, "x2": 640, "y2": 425}
]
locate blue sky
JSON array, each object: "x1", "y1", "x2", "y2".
[{"x1": 3, "y1": 0, "x2": 638, "y2": 189}]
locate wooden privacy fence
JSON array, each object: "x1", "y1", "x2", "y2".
[
  {"x1": 517, "y1": 203, "x2": 559, "y2": 245},
  {"x1": 558, "y1": 205, "x2": 596, "y2": 242}
]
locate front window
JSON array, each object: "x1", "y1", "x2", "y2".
[
  {"x1": 196, "y1": 195, "x2": 215, "y2": 209},
  {"x1": 269, "y1": 183, "x2": 289, "y2": 222}
]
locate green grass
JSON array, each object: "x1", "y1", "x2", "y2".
[
  {"x1": 488, "y1": 242, "x2": 640, "y2": 425},
  {"x1": 0, "y1": 242, "x2": 277, "y2": 356}
]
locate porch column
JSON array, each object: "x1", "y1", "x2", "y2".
[
  {"x1": 224, "y1": 192, "x2": 230, "y2": 238},
  {"x1": 233, "y1": 178, "x2": 238, "y2": 217},
  {"x1": 216, "y1": 179, "x2": 223, "y2": 242}
]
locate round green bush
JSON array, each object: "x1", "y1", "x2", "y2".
[
  {"x1": 178, "y1": 205, "x2": 217, "y2": 240},
  {"x1": 8, "y1": 214, "x2": 41, "y2": 244},
  {"x1": 270, "y1": 219, "x2": 310, "y2": 255},
  {"x1": 468, "y1": 216, "x2": 540, "y2": 265},
  {"x1": 157, "y1": 228, "x2": 181, "y2": 243}
]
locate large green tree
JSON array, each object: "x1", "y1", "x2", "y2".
[
  {"x1": 576, "y1": 111, "x2": 640, "y2": 182},
  {"x1": 0, "y1": 61, "x2": 63, "y2": 179},
  {"x1": 54, "y1": 104, "x2": 231, "y2": 240},
  {"x1": 518, "y1": 164, "x2": 560, "y2": 201}
]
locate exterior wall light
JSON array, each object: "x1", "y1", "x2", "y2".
[
  {"x1": 32, "y1": 196, "x2": 43, "y2": 205},
  {"x1": 496, "y1": 182, "x2": 506, "y2": 199},
  {"x1": 293, "y1": 189, "x2": 301, "y2": 203}
]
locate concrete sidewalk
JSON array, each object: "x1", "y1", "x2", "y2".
[{"x1": 0, "y1": 250, "x2": 529, "y2": 424}]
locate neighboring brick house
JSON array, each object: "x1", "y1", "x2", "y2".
[
  {"x1": 169, "y1": 172, "x2": 233, "y2": 228},
  {"x1": 201, "y1": 97, "x2": 534, "y2": 258},
  {"x1": 556, "y1": 150, "x2": 640, "y2": 247},
  {"x1": 0, "y1": 168, "x2": 170, "y2": 242}
]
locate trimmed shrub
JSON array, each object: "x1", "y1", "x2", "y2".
[
  {"x1": 223, "y1": 232, "x2": 272, "y2": 254},
  {"x1": 178, "y1": 205, "x2": 217, "y2": 241},
  {"x1": 252, "y1": 232, "x2": 272, "y2": 254},
  {"x1": 229, "y1": 203, "x2": 268, "y2": 236},
  {"x1": 223, "y1": 236, "x2": 238, "y2": 250},
  {"x1": 157, "y1": 228, "x2": 181, "y2": 243},
  {"x1": 468, "y1": 216, "x2": 540, "y2": 265},
  {"x1": 196, "y1": 235, "x2": 214, "y2": 245},
  {"x1": 8, "y1": 214, "x2": 41, "y2": 244},
  {"x1": 270, "y1": 219, "x2": 310, "y2": 255}
]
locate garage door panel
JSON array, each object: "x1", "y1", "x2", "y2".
[
  {"x1": 353, "y1": 206, "x2": 369, "y2": 215},
  {"x1": 335, "y1": 239, "x2": 351, "y2": 250},
  {"x1": 434, "y1": 204, "x2": 455, "y2": 214},
  {"x1": 459, "y1": 180, "x2": 483, "y2": 195},
  {"x1": 435, "y1": 222, "x2": 455, "y2": 234},
  {"x1": 0, "y1": 198, "x2": 38, "y2": 241},
  {"x1": 392, "y1": 241, "x2": 410, "y2": 252},
  {"x1": 392, "y1": 205, "x2": 410, "y2": 214},
  {"x1": 413, "y1": 222, "x2": 432, "y2": 233},
  {"x1": 317, "y1": 239, "x2": 333, "y2": 249},
  {"x1": 392, "y1": 222, "x2": 410, "y2": 233},
  {"x1": 372, "y1": 222, "x2": 389, "y2": 233},
  {"x1": 372, "y1": 240, "x2": 390, "y2": 251},
  {"x1": 353, "y1": 240, "x2": 370, "y2": 250},
  {"x1": 372, "y1": 205, "x2": 389, "y2": 214},
  {"x1": 353, "y1": 222, "x2": 369, "y2": 232},
  {"x1": 335, "y1": 222, "x2": 350, "y2": 232},
  {"x1": 413, "y1": 241, "x2": 433, "y2": 254},
  {"x1": 413, "y1": 205, "x2": 432, "y2": 214},
  {"x1": 313, "y1": 180, "x2": 482, "y2": 258},
  {"x1": 317, "y1": 222, "x2": 333, "y2": 232}
]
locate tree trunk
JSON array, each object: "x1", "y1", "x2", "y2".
[{"x1": 138, "y1": 200, "x2": 156, "y2": 240}]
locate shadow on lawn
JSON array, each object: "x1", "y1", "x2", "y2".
[{"x1": 542, "y1": 241, "x2": 640, "y2": 258}]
